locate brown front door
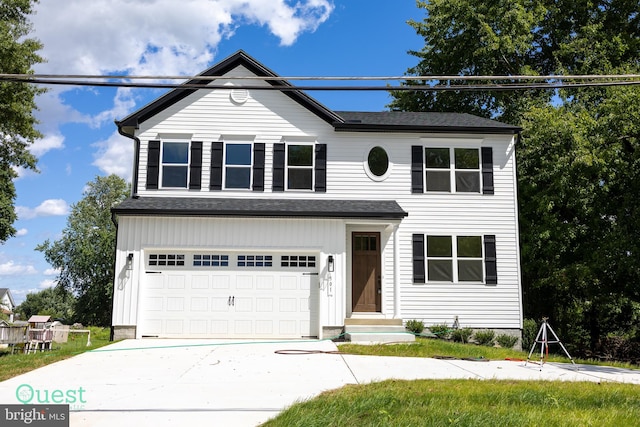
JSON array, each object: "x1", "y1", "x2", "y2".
[{"x1": 352, "y1": 232, "x2": 381, "y2": 312}]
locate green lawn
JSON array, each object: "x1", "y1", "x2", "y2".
[
  {"x1": 263, "y1": 379, "x2": 640, "y2": 427},
  {"x1": 338, "y1": 337, "x2": 638, "y2": 370},
  {"x1": 263, "y1": 338, "x2": 639, "y2": 426},
  {"x1": 0, "y1": 327, "x2": 113, "y2": 382}
]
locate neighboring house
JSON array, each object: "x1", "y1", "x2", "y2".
[
  {"x1": 0, "y1": 288, "x2": 15, "y2": 323},
  {"x1": 111, "y1": 51, "x2": 523, "y2": 341}
]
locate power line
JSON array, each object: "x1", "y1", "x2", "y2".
[
  {"x1": 0, "y1": 76, "x2": 639, "y2": 91},
  {"x1": 1, "y1": 73, "x2": 639, "y2": 81},
  {"x1": 0, "y1": 73, "x2": 639, "y2": 91}
]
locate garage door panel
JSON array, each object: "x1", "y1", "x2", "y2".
[
  {"x1": 212, "y1": 276, "x2": 230, "y2": 289},
  {"x1": 139, "y1": 252, "x2": 318, "y2": 338},
  {"x1": 166, "y1": 297, "x2": 184, "y2": 311},
  {"x1": 256, "y1": 276, "x2": 274, "y2": 290},
  {"x1": 191, "y1": 275, "x2": 209, "y2": 289},
  {"x1": 190, "y1": 297, "x2": 208, "y2": 311},
  {"x1": 256, "y1": 298, "x2": 274, "y2": 312},
  {"x1": 167, "y1": 275, "x2": 185, "y2": 289}
]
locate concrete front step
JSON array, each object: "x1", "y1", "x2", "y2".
[
  {"x1": 345, "y1": 332, "x2": 416, "y2": 344},
  {"x1": 344, "y1": 323, "x2": 416, "y2": 344},
  {"x1": 344, "y1": 318, "x2": 403, "y2": 326}
]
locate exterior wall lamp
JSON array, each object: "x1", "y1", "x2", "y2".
[
  {"x1": 126, "y1": 253, "x2": 134, "y2": 271},
  {"x1": 327, "y1": 255, "x2": 334, "y2": 272}
]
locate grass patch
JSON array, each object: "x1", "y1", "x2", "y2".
[
  {"x1": 263, "y1": 379, "x2": 640, "y2": 427},
  {"x1": 0, "y1": 327, "x2": 113, "y2": 382},
  {"x1": 338, "y1": 337, "x2": 638, "y2": 369}
]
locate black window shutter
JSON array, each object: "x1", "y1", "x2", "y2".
[
  {"x1": 189, "y1": 141, "x2": 202, "y2": 190},
  {"x1": 315, "y1": 143, "x2": 327, "y2": 193},
  {"x1": 210, "y1": 142, "x2": 223, "y2": 191},
  {"x1": 411, "y1": 146, "x2": 424, "y2": 193},
  {"x1": 146, "y1": 140, "x2": 160, "y2": 190},
  {"x1": 273, "y1": 143, "x2": 285, "y2": 192},
  {"x1": 412, "y1": 234, "x2": 425, "y2": 283},
  {"x1": 484, "y1": 235, "x2": 497, "y2": 284},
  {"x1": 481, "y1": 147, "x2": 494, "y2": 195},
  {"x1": 252, "y1": 143, "x2": 265, "y2": 192}
]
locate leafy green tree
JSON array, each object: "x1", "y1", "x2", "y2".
[
  {"x1": 15, "y1": 287, "x2": 76, "y2": 322},
  {"x1": 0, "y1": 0, "x2": 45, "y2": 242},
  {"x1": 37, "y1": 175, "x2": 130, "y2": 326},
  {"x1": 392, "y1": 0, "x2": 640, "y2": 354}
]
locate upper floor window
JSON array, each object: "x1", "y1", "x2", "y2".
[
  {"x1": 412, "y1": 145, "x2": 493, "y2": 195},
  {"x1": 225, "y1": 143, "x2": 252, "y2": 189},
  {"x1": 273, "y1": 142, "x2": 326, "y2": 193},
  {"x1": 287, "y1": 144, "x2": 314, "y2": 190},
  {"x1": 146, "y1": 140, "x2": 203, "y2": 191},
  {"x1": 162, "y1": 142, "x2": 190, "y2": 188},
  {"x1": 425, "y1": 147, "x2": 480, "y2": 193}
]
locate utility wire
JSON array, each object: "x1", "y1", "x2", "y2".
[
  {"x1": 1, "y1": 73, "x2": 639, "y2": 81},
  {"x1": 0, "y1": 76, "x2": 639, "y2": 91}
]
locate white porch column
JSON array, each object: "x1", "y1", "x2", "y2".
[{"x1": 393, "y1": 223, "x2": 401, "y2": 318}]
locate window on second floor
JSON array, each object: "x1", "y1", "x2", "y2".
[
  {"x1": 287, "y1": 144, "x2": 314, "y2": 190},
  {"x1": 412, "y1": 145, "x2": 493, "y2": 195},
  {"x1": 146, "y1": 140, "x2": 203, "y2": 190},
  {"x1": 224, "y1": 143, "x2": 252, "y2": 189},
  {"x1": 161, "y1": 142, "x2": 190, "y2": 188},
  {"x1": 425, "y1": 147, "x2": 480, "y2": 193},
  {"x1": 273, "y1": 142, "x2": 326, "y2": 192}
]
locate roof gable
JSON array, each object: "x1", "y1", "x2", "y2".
[
  {"x1": 116, "y1": 50, "x2": 520, "y2": 137},
  {"x1": 116, "y1": 50, "x2": 342, "y2": 136}
]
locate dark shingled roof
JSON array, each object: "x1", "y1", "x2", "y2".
[
  {"x1": 116, "y1": 50, "x2": 520, "y2": 137},
  {"x1": 334, "y1": 111, "x2": 520, "y2": 133},
  {"x1": 112, "y1": 197, "x2": 408, "y2": 220}
]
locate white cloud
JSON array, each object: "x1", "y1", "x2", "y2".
[
  {"x1": 31, "y1": 0, "x2": 333, "y2": 75},
  {"x1": 15, "y1": 229, "x2": 28, "y2": 237},
  {"x1": 39, "y1": 279, "x2": 57, "y2": 289},
  {"x1": 0, "y1": 261, "x2": 38, "y2": 276},
  {"x1": 29, "y1": 133, "x2": 65, "y2": 157},
  {"x1": 43, "y1": 268, "x2": 61, "y2": 276},
  {"x1": 92, "y1": 132, "x2": 135, "y2": 180},
  {"x1": 16, "y1": 199, "x2": 70, "y2": 220},
  {"x1": 90, "y1": 88, "x2": 137, "y2": 129}
]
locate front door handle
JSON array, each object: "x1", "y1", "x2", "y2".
[{"x1": 377, "y1": 276, "x2": 382, "y2": 294}]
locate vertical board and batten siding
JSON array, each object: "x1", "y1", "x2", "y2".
[
  {"x1": 122, "y1": 65, "x2": 522, "y2": 330},
  {"x1": 112, "y1": 216, "x2": 347, "y2": 328}
]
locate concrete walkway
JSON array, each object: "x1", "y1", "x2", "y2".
[{"x1": 1, "y1": 339, "x2": 638, "y2": 426}]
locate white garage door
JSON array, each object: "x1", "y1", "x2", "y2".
[{"x1": 138, "y1": 251, "x2": 319, "y2": 338}]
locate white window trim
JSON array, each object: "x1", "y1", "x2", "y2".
[
  {"x1": 363, "y1": 144, "x2": 393, "y2": 182},
  {"x1": 285, "y1": 142, "x2": 315, "y2": 191},
  {"x1": 426, "y1": 235, "x2": 485, "y2": 283},
  {"x1": 159, "y1": 139, "x2": 191, "y2": 189},
  {"x1": 222, "y1": 142, "x2": 254, "y2": 190},
  {"x1": 424, "y1": 146, "x2": 482, "y2": 194}
]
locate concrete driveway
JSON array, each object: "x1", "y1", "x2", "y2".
[{"x1": 1, "y1": 339, "x2": 639, "y2": 427}]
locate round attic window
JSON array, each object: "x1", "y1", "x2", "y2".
[{"x1": 367, "y1": 146, "x2": 389, "y2": 178}]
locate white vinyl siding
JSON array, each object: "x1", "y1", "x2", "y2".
[{"x1": 121, "y1": 65, "x2": 522, "y2": 331}]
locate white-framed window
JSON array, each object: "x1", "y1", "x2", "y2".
[
  {"x1": 287, "y1": 144, "x2": 314, "y2": 190},
  {"x1": 193, "y1": 255, "x2": 229, "y2": 267},
  {"x1": 237, "y1": 255, "x2": 273, "y2": 267},
  {"x1": 161, "y1": 141, "x2": 190, "y2": 188},
  {"x1": 149, "y1": 254, "x2": 186, "y2": 267},
  {"x1": 224, "y1": 143, "x2": 253, "y2": 189},
  {"x1": 426, "y1": 235, "x2": 484, "y2": 282},
  {"x1": 280, "y1": 255, "x2": 317, "y2": 268},
  {"x1": 425, "y1": 147, "x2": 481, "y2": 193}
]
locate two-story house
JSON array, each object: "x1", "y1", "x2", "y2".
[
  {"x1": 0, "y1": 288, "x2": 16, "y2": 323},
  {"x1": 111, "y1": 51, "x2": 523, "y2": 341}
]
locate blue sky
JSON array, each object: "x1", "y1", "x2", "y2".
[{"x1": 1, "y1": 0, "x2": 425, "y2": 305}]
